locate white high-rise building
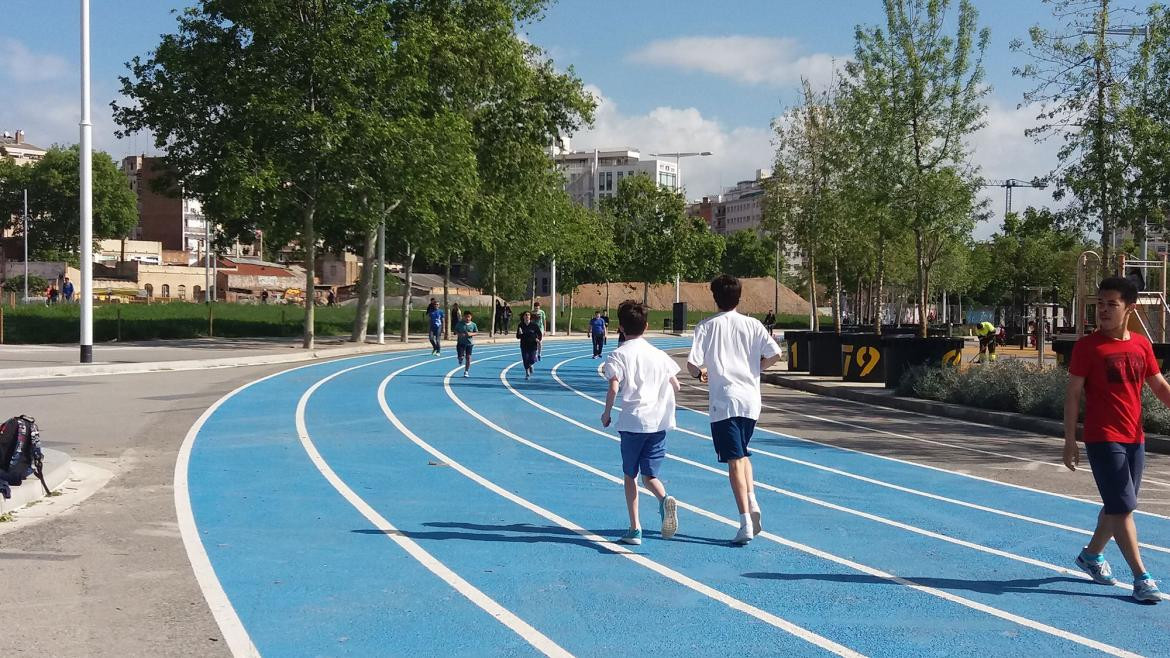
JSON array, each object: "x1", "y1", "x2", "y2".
[{"x1": 553, "y1": 141, "x2": 681, "y2": 210}]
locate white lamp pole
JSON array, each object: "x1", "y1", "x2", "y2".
[
  {"x1": 549, "y1": 256, "x2": 557, "y2": 336},
  {"x1": 22, "y1": 189, "x2": 28, "y2": 302},
  {"x1": 79, "y1": 0, "x2": 94, "y2": 363},
  {"x1": 649, "y1": 151, "x2": 711, "y2": 304}
]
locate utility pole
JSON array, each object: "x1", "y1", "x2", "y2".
[
  {"x1": 22, "y1": 189, "x2": 28, "y2": 303},
  {"x1": 377, "y1": 220, "x2": 385, "y2": 344},
  {"x1": 79, "y1": 0, "x2": 94, "y2": 363}
]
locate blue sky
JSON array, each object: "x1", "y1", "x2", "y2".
[{"x1": 1, "y1": 1, "x2": 1072, "y2": 237}]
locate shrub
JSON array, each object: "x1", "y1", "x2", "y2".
[{"x1": 2, "y1": 275, "x2": 49, "y2": 295}]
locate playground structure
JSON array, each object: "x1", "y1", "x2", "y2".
[{"x1": 1074, "y1": 249, "x2": 1170, "y2": 341}]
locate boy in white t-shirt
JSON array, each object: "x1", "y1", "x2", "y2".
[
  {"x1": 687, "y1": 275, "x2": 784, "y2": 545},
  {"x1": 601, "y1": 300, "x2": 681, "y2": 546}
]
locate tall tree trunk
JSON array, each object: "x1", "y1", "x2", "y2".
[
  {"x1": 605, "y1": 281, "x2": 611, "y2": 318},
  {"x1": 531, "y1": 267, "x2": 537, "y2": 310},
  {"x1": 490, "y1": 253, "x2": 498, "y2": 337},
  {"x1": 350, "y1": 227, "x2": 377, "y2": 343},
  {"x1": 443, "y1": 257, "x2": 451, "y2": 341},
  {"x1": 874, "y1": 241, "x2": 886, "y2": 335},
  {"x1": 567, "y1": 288, "x2": 574, "y2": 336},
  {"x1": 302, "y1": 202, "x2": 316, "y2": 349},
  {"x1": 774, "y1": 238, "x2": 782, "y2": 317},
  {"x1": 915, "y1": 228, "x2": 927, "y2": 338},
  {"x1": 832, "y1": 255, "x2": 842, "y2": 333},
  {"x1": 399, "y1": 242, "x2": 414, "y2": 343},
  {"x1": 643, "y1": 281, "x2": 649, "y2": 306},
  {"x1": 808, "y1": 254, "x2": 819, "y2": 331}
]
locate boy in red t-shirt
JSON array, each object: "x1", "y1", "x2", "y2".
[{"x1": 1065, "y1": 276, "x2": 1164, "y2": 603}]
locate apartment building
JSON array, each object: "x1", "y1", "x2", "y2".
[
  {"x1": 0, "y1": 130, "x2": 46, "y2": 166},
  {"x1": 553, "y1": 140, "x2": 680, "y2": 210}
]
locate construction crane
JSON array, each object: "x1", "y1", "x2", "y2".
[{"x1": 981, "y1": 178, "x2": 1047, "y2": 217}]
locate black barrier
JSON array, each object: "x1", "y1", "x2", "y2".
[
  {"x1": 672, "y1": 302, "x2": 687, "y2": 335},
  {"x1": 808, "y1": 331, "x2": 844, "y2": 376},
  {"x1": 883, "y1": 336, "x2": 965, "y2": 388},
  {"x1": 1153, "y1": 343, "x2": 1170, "y2": 374},
  {"x1": 841, "y1": 333, "x2": 885, "y2": 383},
  {"x1": 1052, "y1": 339, "x2": 1075, "y2": 367},
  {"x1": 785, "y1": 331, "x2": 810, "y2": 372}
]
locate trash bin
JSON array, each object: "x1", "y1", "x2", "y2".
[
  {"x1": 808, "y1": 331, "x2": 844, "y2": 377},
  {"x1": 1153, "y1": 343, "x2": 1170, "y2": 374},
  {"x1": 672, "y1": 302, "x2": 687, "y2": 335},
  {"x1": 1051, "y1": 339, "x2": 1075, "y2": 368},
  {"x1": 883, "y1": 336, "x2": 965, "y2": 389},
  {"x1": 841, "y1": 333, "x2": 885, "y2": 383},
  {"x1": 785, "y1": 331, "x2": 810, "y2": 372}
]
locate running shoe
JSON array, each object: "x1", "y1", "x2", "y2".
[
  {"x1": 1134, "y1": 577, "x2": 1162, "y2": 603},
  {"x1": 660, "y1": 496, "x2": 678, "y2": 539},
  {"x1": 463, "y1": 370, "x2": 470, "y2": 378},
  {"x1": 751, "y1": 508, "x2": 763, "y2": 535},
  {"x1": 1075, "y1": 553, "x2": 1117, "y2": 585},
  {"x1": 525, "y1": 371, "x2": 530, "y2": 380},
  {"x1": 731, "y1": 525, "x2": 753, "y2": 546},
  {"x1": 618, "y1": 528, "x2": 642, "y2": 546}
]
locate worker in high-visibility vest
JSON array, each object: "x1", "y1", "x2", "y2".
[{"x1": 976, "y1": 320, "x2": 998, "y2": 363}]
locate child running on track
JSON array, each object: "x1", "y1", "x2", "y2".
[
  {"x1": 534, "y1": 301, "x2": 547, "y2": 361},
  {"x1": 454, "y1": 311, "x2": 478, "y2": 378},
  {"x1": 687, "y1": 275, "x2": 783, "y2": 545},
  {"x1": 601, "y1": 300, "x2": 680, "y2": 545},
  {"x1": 516, "y1": 311, "x2": 542, "y2": 380},
  {"x1": 1065, "y1": 276, "x2": 1164, "y2": 603}
]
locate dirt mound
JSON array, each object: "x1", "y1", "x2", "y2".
[{"x1": 529, "y1": 277, "x2": 809, "y2": 314}]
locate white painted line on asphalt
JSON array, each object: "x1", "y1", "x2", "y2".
[
  {"x1": 296, "y1": 350, "x2": 571, "y2": 658},
  {"x1": 473, "y1": 358, "x2": 1141, "y2": 656},
  {"x1": 409, "y1": 354, "x2": 865, "y2": 658},
  {"x1": 175, "y1": 346, "x2": 443, "y2": 658},
  {"x1": 541, "y1": 355, "x2": 1169, "y2": 600}
]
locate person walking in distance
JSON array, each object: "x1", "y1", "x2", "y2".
[
  {"x1": 515, "y1": 311, "x2": 542, "y2": 380},
  {"x1": 62, "y1": 277, "x2": 75, "y2": 303},
  {"x1": 1065, "y1": 276, "x2": 1164, "y2": 602},
  {"x1": 589, "y1": 310, "x2": 607, "y2": 358},
  {"x1": 533, "y1": 301, "x2": 547, "y2": 361},
  {"x1": 601, "y1": 300, "x2": 680, "y2": 545},
  {"x1": 687, "y1": 275, "x2": 783, "y2": 545}
]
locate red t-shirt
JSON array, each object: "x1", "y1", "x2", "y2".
[{"x1": 1068, "y1": 331, "x2": 1159, "y2": 444}]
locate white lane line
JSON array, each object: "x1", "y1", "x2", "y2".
[
  {"x1": 584, "y1": 354, "x2": 1170, "y2": 550},
  {"x1": 377, "y1": 354, "x2": 864, "y2": 658},
  {"x1": 471, "y1": 358, "x2": 1141, "y2": 657},
  {"x1": 295, "y1": 351, "x2": 571, "y2": 658},
  {"x1": 543, "y1": 356, "x2": 1170, "y2": 600},
  {"x1": 175, "y1": 348, "x2": 435, "y2": 658}
]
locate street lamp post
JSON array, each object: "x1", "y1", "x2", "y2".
[
  {"x1": 22, "y1": 189, "x2": 28, "y2": 303},
  {"x1": 648, "y1": 151, "x2": 712, "y2": 304},
  {"x1": 79, "y1": 0, "x2": 94, "y2": 363}
]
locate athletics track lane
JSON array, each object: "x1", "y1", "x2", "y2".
[{"x1": 183, "y1": 340, "x2": 1168, "y2": 657}]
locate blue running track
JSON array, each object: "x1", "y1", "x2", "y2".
[{"x1": 180, "y1": 339, "x2": 1170, "y2": 657}]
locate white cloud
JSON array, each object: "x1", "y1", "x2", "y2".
[
  {"x1": 628, "y1": 36, "x2": 846, "y2": 89},
  {"x1": 967, "y1": 100, "x2": 1063, "y2": 238},
  {"x1": 570, "y1": 84, "x2": 774, "y2": 201},
  {"x1": 0, "y1": 38, "x2": 68, "y2": 82}
]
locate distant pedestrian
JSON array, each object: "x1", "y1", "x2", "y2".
[
  {"x1": 589, "y1": 310, "x2": 607, "y2": 358},
  {"x1": 502, "y1": 304, "x2": 513, "y2": 335},
  {"x1": 495, "y1": 300, "x2": 505, "y2": 335},
  {"x1": 601, "y1": 300, "x2": 680, "y2": 545},
  {"x1": 326, "y1": 290, "x2": 336, "y2": 307},
  {"x1": 687, "y1": 274, "x2": 783, "y2": 545},
  {"x1": 427, "y1": 300, "x2": 445, "y2": 356},
  {"x1": 516, "y1": 311, "x2": 543, "y2": 379},
  {"x1": 534, "y1": 301, "x2": 547, "y2": 360},
  {"x1": 261, "y1": 290, "x2": 269, "y2": 304},
  {"x1": 763, "y1": 310, "x2": 775, "y2": 332},
  {"x1": 62, "y1": 277, "x2": 74, "y2": 303},
  {"x1": 451, "y1": 303, "x2": 461, "y2": 333},
  {"x1": 48, "y1": 286, "x2": 59, "y2": 305},
  {"x1": 454, "y1": 310, "x2": 478, "y2": 377}
]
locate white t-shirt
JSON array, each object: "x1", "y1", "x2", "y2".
[
  {"x1": 602, "y1": 337, "x2": 680, "y2": 433},
  {"x1": 688, "y1": 310, "x2": 782, "y2": 422}
]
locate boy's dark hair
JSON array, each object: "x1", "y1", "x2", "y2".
[
  {"x1": 463, "y1": 311, "x2": 473, "y2": 318},
  {"x1": 534, "y1": 301, "x2": 541, "y2": 308},
  {"x1": 617, "y1": 300, "x2": 648, "y2": 337},
  {"x1": 710, "y1": 274, "x2": 742, "y2": 311},
  {"x1": 1099, "y1": 276, "x2": 1138, "y2": 305}
]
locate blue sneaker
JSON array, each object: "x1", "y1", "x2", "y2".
[
  {"x1": 660, "y1": 496, "x2": 678, "y2": 539},
  {"x1": 1075, "y1": 553, "x2": 1117, "y2": 585},
  {"x1": 618, "y1": 528, "x2": 642, "y2": 546},
  {"x1": 1134, "y1": 577, "x2": 1162, "y2": 603}
]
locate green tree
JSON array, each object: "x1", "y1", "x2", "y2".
[
  {"x1": 602, "y1": 174, "x2": 696, "y2": 306},
  {"x1": 850, "y1": 0, "x2": 990, "y2": 336},
  {"x1": 720, "y1": 229, "x2": 772, "y2": 278},
  {"x1": 1013, "y1": 0, "x2": 1147, "y2": 267},
  {"x1": 15, "y1": 146, "x2": 138, "y2": 262}
]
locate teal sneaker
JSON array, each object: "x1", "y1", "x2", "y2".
[
  {"x1": 618, "y1": 528, "x2": 642, "y2": 546},
  {"x1": 1134, "y1": 577, "x2": 1162, "y2": 603},
  {"x1": 660, "y1": 496, "x2": 678, "y2": 539},
  {"x1": 1075, "y1": 552, "x2": 1117, "y2": 585}
]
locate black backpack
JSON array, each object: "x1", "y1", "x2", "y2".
[{"x1": 0, "y1": 416, "x2": 50, "y2": 495}]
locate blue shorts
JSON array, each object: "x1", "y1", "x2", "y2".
[
  {"x1": 711, "y1": 417, "x2": 756, "y2": 463},
  {"x1": 1086, "y1": 441, "x2": 1145, "y2": 514},
  {"x1": 619, "y1": 430, "x2": 667, "y2": 478}
]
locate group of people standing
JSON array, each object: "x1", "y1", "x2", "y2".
[{"x1": 43, "y1": 277, "x2": 75, "y2": 305}]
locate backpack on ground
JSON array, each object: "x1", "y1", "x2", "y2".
[{"x1": 0, "y1": 415, "x2": 50, "y2": 496}]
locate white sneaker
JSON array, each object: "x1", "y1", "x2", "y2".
[
  {"x1": 732, "y1": 525, "x2": 753, "y2": 545},
  {"x1": 751, "y1": 508, "x2": 762, "y2": 535},
  {"x1": 463, "y1": 371, "x2": 469, "y2": 378},
  {"x1": 660, "y1": 496, "x2": 678, "y2": 539}
]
